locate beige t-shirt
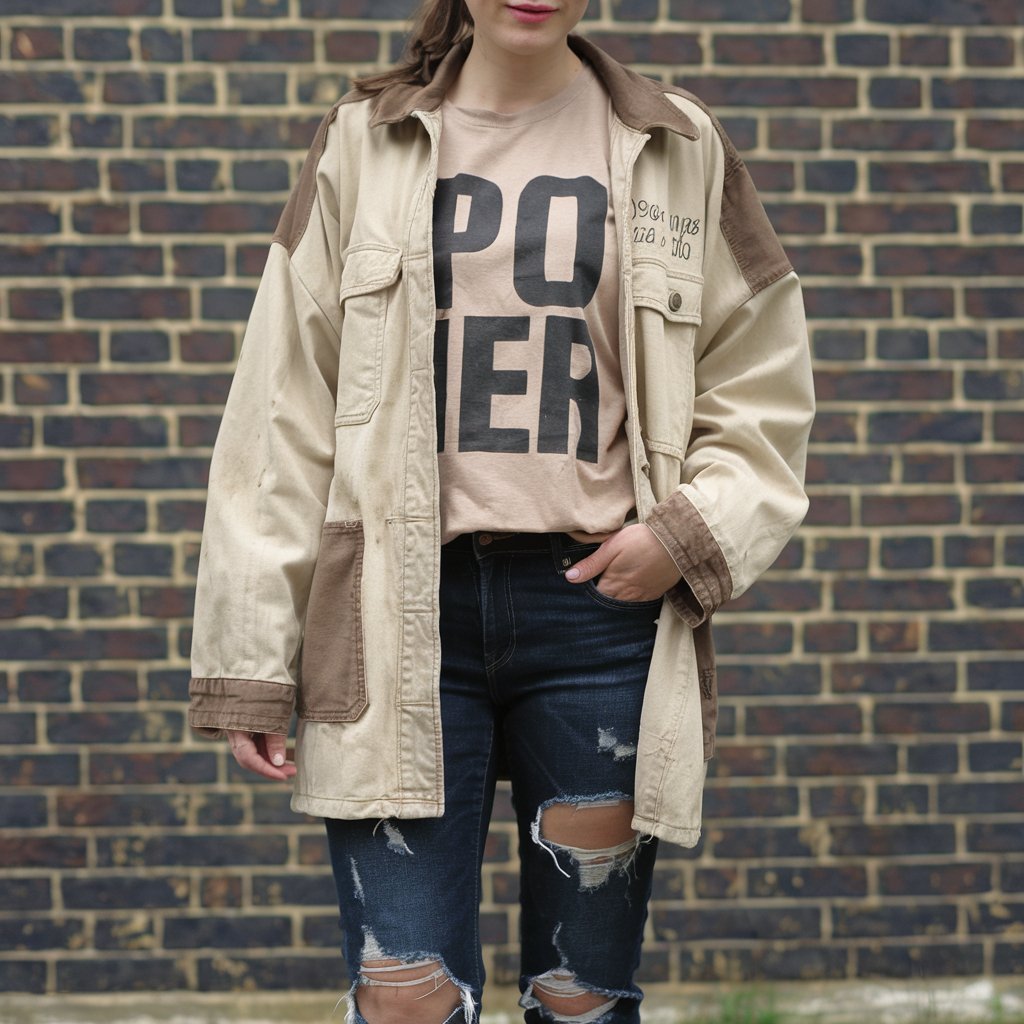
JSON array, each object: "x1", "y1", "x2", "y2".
[{"x1": 434, "y1": 62, "x2": 635, "y2": 544}]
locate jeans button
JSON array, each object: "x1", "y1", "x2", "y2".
[{"x1": 478, "y1": 533, "x2": 492, "y2": 545}]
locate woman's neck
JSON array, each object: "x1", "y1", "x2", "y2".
[{"x1": 446, "y1": 35, "x2": 583, "y2": 114}]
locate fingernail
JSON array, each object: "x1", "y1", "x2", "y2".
[
  {"x1": 566, "y1": 567, "x2": 579, "y2": 580},
  {"x1": 272, "y1": 753, "x2": 284, "y2": 766}
]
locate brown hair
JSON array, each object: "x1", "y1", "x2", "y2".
[{"x1": 353, "y1": 0, "x2": 473, "y2": 94}]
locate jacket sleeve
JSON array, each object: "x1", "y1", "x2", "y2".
[
  {"x1": 188, "y1": 107, "x2": 343, "y2": 738},
  {"x1": 646, "y1": 145, "x2": 815, "y2": 628}
]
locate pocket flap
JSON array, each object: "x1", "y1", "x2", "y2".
[
  {"x1": 632, "y1": 259, "x2": 703, "y2": 325},
  {"x1": 339, "y1": 245, "x2": 402, "y2": 303}
]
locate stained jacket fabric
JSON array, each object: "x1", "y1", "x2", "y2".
[{"x1": 187, "y1": 35, "x2": 815, "y2": 848}]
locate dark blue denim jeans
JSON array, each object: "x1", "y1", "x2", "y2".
[{"x1": 324, "y1": 531, "x2": 661, "y2": 1024}]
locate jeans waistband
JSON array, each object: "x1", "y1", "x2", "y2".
[{"x1": 443, "y1": 531, "x2": 600, "y2": 571}]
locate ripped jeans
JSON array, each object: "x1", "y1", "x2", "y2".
[{"x1": 324, "y1": 531, "x2": 661, "y2": 1024}]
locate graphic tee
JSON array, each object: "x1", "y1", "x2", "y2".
[{"x1": 433, "y1": 62, "x2": 635, "y2": 544}]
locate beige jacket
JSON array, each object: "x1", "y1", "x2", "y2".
[{"x1": 188, "y1": 36, "x2": 814, "y2": 848}]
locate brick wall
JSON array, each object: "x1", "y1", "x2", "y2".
[{"x1": 1, "y1": 0, "x2": 1022, "y2": 998}]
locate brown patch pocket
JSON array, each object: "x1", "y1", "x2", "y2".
[{"x1": 297, "y1": 520, "x2": 367, "y2": 722}]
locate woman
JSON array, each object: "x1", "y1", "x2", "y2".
[{"x1": 188, "y1": 2, "x2": 815, "y2": 1021}]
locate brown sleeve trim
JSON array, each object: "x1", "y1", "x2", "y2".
[
  {"x1": 719, "y1": 154, "x2": 793, "y2": 296},
  {"x1": 188, "y1": 677, "x2": 295, "y2": 738},
  {"x1": 271, "y1": 102, "x2": 342, "y2": 257},
  {"x1": 645, "y1": 491, "x2": 733, "y2": 627}
]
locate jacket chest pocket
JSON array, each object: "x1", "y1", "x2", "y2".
[
  {"x1": 336, "y1": 244, "x2": 403, "y2": 426},
  {"x1": 632, "y1": 259, "x2": 703, "y2": 452}
]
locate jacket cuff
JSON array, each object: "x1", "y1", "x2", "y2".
[
  {"x1": 188, "y1": 677, "x2": 296, "y2": 739},
  {"x1": 646, "y1": 491, "x2": 733, "y2": 627}
]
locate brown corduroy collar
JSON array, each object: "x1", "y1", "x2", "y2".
[{"x1": 364, "y1": 34, "x2": 700, "y2": 140}]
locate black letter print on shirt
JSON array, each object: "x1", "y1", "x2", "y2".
[
  {"x1": 514, "y1": 175, "x2": 606, "y2": 309},
  {"x1": 539, "y1": 315, "x2": 599, "y2": 463},
  {"x1": 460, "y1": 316, "x2": 530, "y2": 454},
  {"x1": 433, "y1": 174, "x2": 503, "y2": 308}
]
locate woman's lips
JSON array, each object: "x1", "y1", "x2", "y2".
[{"x1": 507, "y1": 3, "x2": 558, "y2": 23}]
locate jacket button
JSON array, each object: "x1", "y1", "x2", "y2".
[{"x1": 668, "y1": 291, "x2": 683, "y2": 312}]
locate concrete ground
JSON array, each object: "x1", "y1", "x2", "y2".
[{"x1": 3, "y1": 979, "x2": 1024, "y2": 1024}]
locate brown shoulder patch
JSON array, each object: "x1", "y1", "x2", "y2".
[
  {"x1": 666, "y1": 84, "x2": 792, "y2": 296},
  {"x1": 271, "y1": 100, "x2": 345, "y2": 256}
]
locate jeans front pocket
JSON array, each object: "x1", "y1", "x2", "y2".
[
  {"x1": 582, "y1": 577, "x2": 664, "y2": 612},
  {"x1": 298, "y1": 520, "x2": 367, "y2": 722}
]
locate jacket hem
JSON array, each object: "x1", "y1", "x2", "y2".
[{"x1": 291, "y1": 791, "x2": 444, "y2": 819}]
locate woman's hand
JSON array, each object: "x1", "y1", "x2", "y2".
[
  {"x1": 226, "y1": 730, "x2": 297, "y2": 781},
  {"x1": 564, "y1": 523, "x2": 682, "y2": 602}
]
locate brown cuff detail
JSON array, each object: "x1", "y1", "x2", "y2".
[
  {"x1": 645, "y1": 491, "x2": 732, "y2": 627},
  {"x1": 188, "y1": 677, "x2": 295, "y2": 739}
]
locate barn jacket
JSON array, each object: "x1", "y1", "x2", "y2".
[{"x1": 187, "y1": 35, "x2": 815, "y2": 848}]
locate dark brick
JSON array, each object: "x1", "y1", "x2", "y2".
[
  {"x1": 227, "y1": 71, "x2": 287, "y2": 105},
  {"x1": 939, "y1": 782, "x2": 1024, "y2": 815},
  {"x1": 86, "y1": 500, "x2": 147, "y2": 533},
  {"x1": 10, "y1": 26, "x2": 64, "y2": 60},
  {"x1": 749, "y1": 866, "x2": 867, "y2": 898},
  {"x1": 803, "y1": 621, "x2": 858, "y2": 653},
  {"x1": 899, "y1": 35, "x2": 949, "y2": 65},
  {"x1": 17, "y1": 669, "x2": 72, "y2": 702},
  {"x1": 0, "y1": 794, "x2": 48, "y2": 827},
  {"x1": 95, "y1": 833, "x2": 288, "y2": 870},
  {"x1": 80, "y1": 670, "x2": 138, "y2": 702},
  {"x1": 76, "y1": 457, "x2": 210, "y2": 490},
  {"x1": 836, "y1": 33, "x2": 889, "y2": 64},
  {"x1": 968, "y1": 822, "x2": 1023, "y2": 853},
  {"x1": 809, "y1": 784, "x2": 866, "y2": 817},
  {"x1": 869, "y1": 77, "x2": 924, "y2": 108},
  {"x1": 141, "y1": 27, "x2": 184, "y2": 62},
  {"x1": 870, "y1": 161, "x2": 991, "y2": 193},
  {"x1": 704, "y1": 785, "x2": 798, "y2": 818},
  {"x1": 44, "y1": 415, "x2": 167, "y2": 448},
  {"x1": 0, "y1": 459, "x2": 64, "y2": 491},
  {"x1": 746, "y1": 702, "x2": 860, "y2": 735},
  {"x1": 193, "y1": 29, "x2": 313, "y2": 62},
  {"x1": 110, "y1": 330, "x2": 171, "y2": 363},
  {"x1": 714, "y1": 34, "x2": 823, "y2": 64},
  {"x1": 196, "y1": 954, "x2": 343, "y2": 991},
  {"x1": 712, "y1": 622, "x2": 792, "y2": 654},
  {"x1": 833, "y1": 660, "x2": 956, "y2": 694},
  {"x1": 877, "y1": 783, "x2": 930, "y2": 814},
  {"x1": 944, "y1": 535, "x2": 994, "y2": 568},
  {"x1": 972, "y1": 203, "x2": 1023, "y2": 234},
  {"x1": 931, "y1": 620, "x2": 1024, "y2": 652},
  {"x1": 812, "y1": 328, "x2": 865, "y2": 360},
  {"x1": 831, "y1": 823, "x2": 955, "y2": 857},
  {"x1": 0, "y1": 918, "x2": 86, "y2": 952},
  {"x1": 804, "y1": 160, "x2": 858, "y2": 192},
  {"x1": 869, "y1": 620, "x2": 921, "y2": 653},
  {"x1": 0, "y1": 502, "x2": 73, "y2": 534},
  {"x1": 58, "y1": 793, "x2": 188, "y2": 828},
  {"x1": 9, "y1": 288, "x2": 63, "y2": 321},
  {"x1": 787, "y1": 742, "x2": 898, "y2": 776},
  {"x1": 836, "y1": 119, "x2": 951, "y2": 151},
  {"x1": 880, "y1": 862, "x2": 991, "y2": 896},
  {"x1": 251, "y1": 874, "x2": 336, "y2": 907},
  {"x1": 968, "y1": 661, "x2": 1024, "y2": 691},
  {"x1": 47, "y1": 710, "x2": 179, "y2": 745},
  {"x1": 56, "y1": 958, "x2": 188, "y2": 993},
  {"x1": 862, "y1": 494, "x2": 961, "y2": 525},
  {"x1": 834, "y1": 903, "x2": 956, "y2": 938},
  {"x1": 834, "y1": 579, "x2": 953, "y2": 611},
  {"x1": 969, "y1": 741, "x2": 1022, "y2": 772},
  {"x1": 710, "y1": 825, "x2": 816, "y2": 859},
  {"x1": 675, "y1": 74, "x2": 856, "y2": 108},
  {"x1": 838, "y1": 201, "x2": 957, "y2": 233},
  {"x1": 813, "y1": 537, "x2": 869, "y2": 571},
  {"x1": 14, "y1": 374, "x2": 68, "y2": 406},
  {"x1": 967, "y1": 577, "x2": 1024, "y2": 608},
  {"x1": 109, "y1": 160, "x2": 166, "y2": 192},
  {"x1": 880, "y1": 537, "x2": 933, "y2": 569},
  {"x1": 654, "y1": 905, "x2": 820, "y2": 942},
  {"x1": 0, "y1": 876, "x2": 51, "y2": 911},
  {"x1": 62, "y1": 876, "x2": 190, "y2": 910},
  {"x1": 0, "y1": 836, "x2": 86, "y2": 868}
]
